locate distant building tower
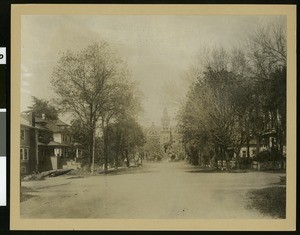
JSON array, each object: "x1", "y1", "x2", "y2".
[{"x1": 161, "y1": 108, "x2": 170, "y2": 131}]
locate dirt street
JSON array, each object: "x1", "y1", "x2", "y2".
[{"x1": 21, "y1": 161, "x2": 284, "y2": 218}]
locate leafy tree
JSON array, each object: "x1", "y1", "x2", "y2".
[
  {"x1": 144, "y1": 137, "x2": 163, "y2": 162},
  {"x1": 51, "y1": 42, "x2": 140, "y2": 172},
  {"x1": 100, "y1": 78, "x2": 142, "y2": 171},
  {"x1": 178, "y1": 47, "x2": 259, "y2": 169},
  {"x1": 108, "y1": 117, "x2": 145, "y2": 168},
  {"x1": 28, "y1": 96, "x2": 59, "y2": 121},
  {"x1": 70, "y1": 119, "x2": 89, "y2": 148},
  {"x1": 178, "y1": 19, "x2": 287, "y2": 170}
]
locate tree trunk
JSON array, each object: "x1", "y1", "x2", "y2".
[
  {"x1": 125, "y1": 149, "x2": 130, "y2": 167},
  {"x1": 210, "y1": 156, "x2": 214, "y2": 169},
  {"x1": 114, "y1": 131, "x2": 121, "y2": 170},
  {"x1": 255, "y1": 135, "x2": 260, "y2": 155},
  {"x1": 220, "y1": 147, "x2": 224, "y2": 169},
  {"x1": 214, "y1": 145, "x2": 219, "y2": 169},
  {"x1": 104, "y1": 131, "x2": 109, "y2": 172},
  {"x1": 225, "y1": 150, "x2": 229, "y2": 171},
  {"x1": 279, "y1": 127, "x2": 284, "y2": 170},
  {"x1": 88, "y1": 141, "x2": 93, "y2": 166},
  {"x1": 235, "y1": 150, "x2": 240, "y2": 170},
  {"x1": 277, "y1": 111, "x2": 284, "y2": 169},
  {"x1": 198, "y1": 151, "x2": 202, "y2": 166},
  {"x1": 246, "y1": 138, "x2": 250, "y2": 158},
  {"x1": 89, "y1": 105, "x2": 94, "y2": 171},
  {"x1": 102, "y1": 120, "x2": 109, "y2": 173},
  {"x1": 91, "y1": 130, "x2": 96, "y2": 174},
  {"x1": 114, "y1": 154, "x2": 118, "y2": 170},
  {"x1": 114, "y1": 139, "x2": 119, "y2": 170}
]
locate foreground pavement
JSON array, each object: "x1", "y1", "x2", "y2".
[{"x1": 21, "y1": 161, "x2": 284, "y2": 219}]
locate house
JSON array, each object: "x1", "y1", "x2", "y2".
[
  {"x1": 238, "y1": 131, "x2": 284, "y2": 159},
  {"x1": 45, "y1": 119, "x2": 73, "y2": 158},
  {"x1": 20, "y1": 112, "x2": 73, "y2": 175},
  {"x1": 239, "y1": 139, "x2": 260, "y2": 158},
  {"x1": 235, "y1": 130, "x2": 286, "y2": 170},
  {"x1": 20, "y1": 113, "x2": 53, "y2": 175}
]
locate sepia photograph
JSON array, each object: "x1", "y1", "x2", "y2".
[{"x1": 11, "y1": 5, "x2": 296, "y2": 230}]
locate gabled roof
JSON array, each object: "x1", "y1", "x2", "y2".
[
  {"x1": 47, "y1": 140, "x2": 70, "y2": 147},
  {"x1": 249, "y1": 139, "x2": 258, "y2": 145},
  {"x1": 20, "y1": 115, "x2": 31, "y2": 127},
  {"x1": 20, "y1": 114, "x2": 50, "y2": 131},
  {"x1": 54, "y1": 119, "x2": 69, "y2": 126},
  {"x1": 147, "y1": 123, "x2": 161, "y2": 135},
  {"x1": 20, "y1": 113, "x2": 67, "y2": 133},
  {"x1": 145, "y1": 122, "x2": 181, "y2": 136},
  {"x1": 262, "y1": 129, "x2": 276, "y2": 137},
  {"x1": 45, "y1": 122, "x2": 63, "y2": 133},
  {"x1": 34, "y1": 116, "x2": 49, "y2": 124}
]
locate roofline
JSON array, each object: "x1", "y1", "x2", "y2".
[{"x1": 21, "y1": 123, "x2": 51, "y2": 131}]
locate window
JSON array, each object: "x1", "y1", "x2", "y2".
[
  {"x1": 54, "y1": 148, "x2": 62, "y2": 156},
  {"x1": 252, "y1": 150, "x2": 256, "y2": 155},
  {"x1": 242, "y1": 150, "x2": 246, "y2": 158},
  {"x1": 21, "y1": 166, "x2": 27, "y2": 173},
  {"x1": 21, "y1": 130, "x2": 25, "y2": 141},
  {"x1": 20, "y1": 148, "x2": 29, "y2": 160}
]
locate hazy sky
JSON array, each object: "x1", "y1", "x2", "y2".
[{"x1": 21, "y1": 15, "x2": 280, "y2": 127}]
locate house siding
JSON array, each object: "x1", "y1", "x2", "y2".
[
  {"x1": 20, "y1": 126, "x2": 30, "y2": 148},
  {"x1": 53, "y1": 132, "x2": 62, "y2": 143},
  {"x1": 20, "y1": 126, "x2": 33, "y2": 175}
]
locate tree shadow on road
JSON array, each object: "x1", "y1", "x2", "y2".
[{"x1": 246, "y1": 186, "x2": 286, "y2": 218}]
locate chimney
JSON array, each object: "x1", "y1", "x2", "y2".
[{"x1": 31, "y1": 112, "x2": 36, "y2": 127}]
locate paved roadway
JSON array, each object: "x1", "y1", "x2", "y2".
[{"x1": 21, "y1": 161, "x2": 283, "y2": 218}]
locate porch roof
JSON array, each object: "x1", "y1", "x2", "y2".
[
  {"x1": 37, "y1": 142, "x2": 47, "y2": 146},
  {"x1": 47, "y1": 141, "x2": 70, "y2": 147}
]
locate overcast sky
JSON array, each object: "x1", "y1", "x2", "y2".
[{"x1": 21, "y1": 15, "x2": 281, "y2": 127}]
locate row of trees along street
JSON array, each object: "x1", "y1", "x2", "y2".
[
  {"x1": 48, "y1": 42, "x2": 144, "y2": 173},
  {"x1": 178, "y1": 19, "x2": 286, "y2": 170}
]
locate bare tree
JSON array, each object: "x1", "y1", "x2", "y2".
[
  {"x1": 247, "y1": 18, "x2": 286, "y2": 78},
  {"x1": 247, "y1": 18, "x2": 287, "y2": 163}
]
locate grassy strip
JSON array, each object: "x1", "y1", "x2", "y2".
[{"x1": 247, "y1": 186, "x2": 286, "y2": 218}]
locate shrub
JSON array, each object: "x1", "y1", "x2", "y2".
[{"x1": 253, "y1": 150, "x2": 272, "y2": 162}]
